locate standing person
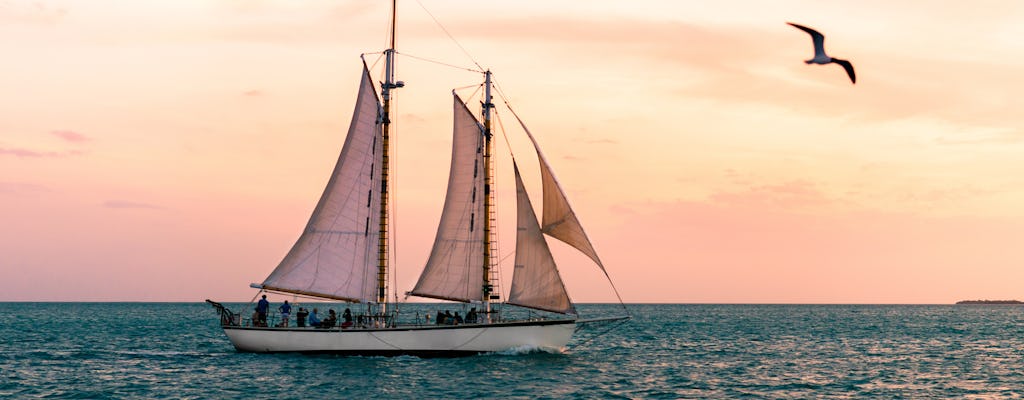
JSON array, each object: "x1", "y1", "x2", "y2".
[
  {"x1": 296, "y1": 307, "x2": 308, "y2": 327},
  {"x1": 278, "y1": 300, "x2": 292, "y2": 327},
  {"x1": 255, "y1": 295, "x2": 270, "y2": 327}
]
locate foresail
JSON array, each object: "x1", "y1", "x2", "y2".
[
  {"x1": 508, "y1": 162, "x2": 575, "y2": 315},
  {"x1": 261, "y1": 63, "x2": 383, "y2": 302},
  {"x1": 511, "y1": 112, "x2": 607, "y2": 273},
  {"x1": 409, "y1": 94, "x2": 486, "y2": 302}
]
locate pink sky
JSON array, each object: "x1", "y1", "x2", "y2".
[{"x1": 3, "y1": 1, "x2": 1024, "y2": 303}]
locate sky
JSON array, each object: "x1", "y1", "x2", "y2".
[{"x1": 3, "y1": 0, "x2": 1024, "y2": 303}]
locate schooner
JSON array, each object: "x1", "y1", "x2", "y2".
[{"x1": 207, "y1": 1, "x2": 627, "y2": 356}]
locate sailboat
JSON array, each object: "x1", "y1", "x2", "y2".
[{"x1": 206, "y1": 2, "x2": 627, "y2": 356}]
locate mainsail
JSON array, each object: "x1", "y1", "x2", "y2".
[
  {"x1": 409, "y1": 94, "x2": 486, "y2": 302},
  {"x1": 507, "y1": 162, "x2": 575, "y2": 315},
  {"x1": 260, "y1": 63, "x2": 383, "y2": 302}
]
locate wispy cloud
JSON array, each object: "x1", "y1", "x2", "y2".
[
  {"x1": 0, "y1": 181, "x2": 48, "y2": 195},
  {"x1": 0, "y1": 1, "x2": 68, "y2": 24},
  {"x1": 935, "y1": 129, "x2": 1024, "y2": 146},
  {"x1": 0, "y1": 148, "x2": 82, "y2": 158},
  {"x1": 49, "y1": 130, "x2": 91, "y2": 143},
  {"x1": 102, "y1": 200, "x2": 165, "y2": 210},
  {"x1": 710, "y1": 180, "x2": 836, "y2": 212}
]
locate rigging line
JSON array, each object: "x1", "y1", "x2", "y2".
[
  {"x1": 390, "y1": 94, "x2": 400, "y2": 306},
  {"x1": 365, "y1": 52, "x2": 386, "y2": 74},
  {"x1": 395, "y1": 51, "x2": 483, "y2": 73},
  {"x1": 412, "y1": 0, "x2": 484, "y2": 71},
  {"x1": 572, "y1": 318, "x2": 629, "y2": 349}
]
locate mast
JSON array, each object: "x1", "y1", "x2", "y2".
[
  {"x1": 482, "y1": 70, "x2": 495, "y2": 319},
  {"x1": 378, "y1": 0, "x2": 403, "y2": 312}
]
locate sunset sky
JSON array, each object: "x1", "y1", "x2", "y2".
[{"x1": 3, "y1": 1, "x2": 1024, "y2": 303}]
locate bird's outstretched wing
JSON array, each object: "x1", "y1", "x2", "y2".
[
  {"x1": 831, "y1": 58, "x2": 856, "y2": 84},
  {"x1": 787, "y1": 22, "x2": 826, "y2": 58}
]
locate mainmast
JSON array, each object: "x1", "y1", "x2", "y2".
[
  {"x1": 482, "y1": 70, "x2": 495, "y2": 319},
  {"x1": 379, "y1": 0, "x2": 403, "y2": 312}
]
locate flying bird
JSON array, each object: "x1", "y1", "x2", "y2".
[{"x1": 787, "y1": 22, "x2": 856, "y2": 84}]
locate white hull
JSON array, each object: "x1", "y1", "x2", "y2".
[{"x1": 221, "y1": 320, "x2": 576, "y2": 356}]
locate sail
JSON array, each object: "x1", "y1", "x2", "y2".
[
  {"x1": 508, "y1": 162, "x2": 575, "y2": 314},
  {"x1": 260, "y1": 63, "x2": 383, "y2": 302},
  {"x1": 511, "y1": 112, "x2": 607, "y2": 273},
  {"x1": 409, "y1": 94, "x2": 486, "y2": 302}
]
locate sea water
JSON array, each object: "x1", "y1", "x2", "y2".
[{"x1": 2, "y1": 303, "x2": 1024, "y2": 398}]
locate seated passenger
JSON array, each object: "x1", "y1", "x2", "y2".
[
  {"x1": 341, "y1": 308, "x2": 353, "y2": 329},
  {"x1": 320, "y1": 309, "x2": 337, "y2": 329},
  {"x1": 436, "y1": 311, "x2": 445, "y2": 325},
  {"x1": 308, "y1": 308, "x2": 321, "y2": 328}
]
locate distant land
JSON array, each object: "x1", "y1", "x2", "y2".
[{"x1": 955, "y1": 300, "x2": 1023, "y2": 305}]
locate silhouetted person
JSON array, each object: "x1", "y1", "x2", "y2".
[
  {"x1": 296, "y1": 308, "x2": 308, "y2": 327},
  {"x1": 321, "y1": 309, "x2": 337, "y2": 328},
  {"x1": 341, "y1": 308, "x2": 353, "y2": 328},
  {"x1": 278, "y1": 300, "x2": 292, "y2": 327},
  {"x1": 255, "y1": 295, "x2": 269, "y2": 327}
]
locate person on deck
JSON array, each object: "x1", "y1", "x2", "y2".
[
  {"x1": 321, "y1": 309, "x2": 337, "y2": 328},
  {"x1": 445, "y1": 310, "x2": 454, "y2": 325},
  {"x1": 466, "y1": 307, "x2": 478, "y2": 324},
  {"x1": 341, "y1": 308, "x2": 353, "y2": 329},
  {"x1": 453, "y1": 312, "x2": 463, "y2": 324},
  {"x1": 255, "y1": 295, "x2": 270, "y2": 327},
  {"x1": 296, "y1": 307, "x2": 308, "y2": 327},
  {"x1": 435, "y1": 311, "x2": 445, "y2": 325},
  {"x1": 278, "y1": 300, "x2": 292, "y2": 327},
  {"x1": 308, "y1": 308, "x2": 321, "y2": 328}
]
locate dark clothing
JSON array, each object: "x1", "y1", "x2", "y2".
[
  {"x1": 436, "y1": 311, "x2": 445, "y2": 325},
  {"x1": 454, "y1": 313, "x2": 463, "y2": 324},
  {"x1": 255, "y1": 298, "x2": 270, "y2": 326},
  {"x1": 466, "y1": 309, "x2": 478, "y2": 323},
  {"x1": 296, "y1": 309, "x2": 308, "y2": 327},
  {"x1": 342, "y1": 309, "x2": 353, "y2": 323}
]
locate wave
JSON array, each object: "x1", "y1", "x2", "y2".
[{"x1": 487, "y1": 345, "x2": 566, "y2": 356}]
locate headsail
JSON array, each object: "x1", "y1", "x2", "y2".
[
  {"x1": 409, "y1": 94, "x2": 486, "y2": 302},
  {"x1": 511, "y1": 112, "x2": 607, "y2": 272},
  {"x1": 260, "y1": 63, "x2": 383, "y2": 302},
  {"x1": 507, "y1": 162, "x2": 575, "y2": 315}
]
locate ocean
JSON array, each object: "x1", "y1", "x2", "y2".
[{"x1": 2, "y1": 303, "x2": 1023, "y2": 398}]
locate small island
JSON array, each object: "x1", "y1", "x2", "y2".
[{"x1": 956, "y1": 300, "x2": 1024, "y2": 305}]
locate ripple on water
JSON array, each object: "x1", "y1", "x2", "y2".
[{"x1": 3, "y1": 303, "x2": 1024, "y2": 398}]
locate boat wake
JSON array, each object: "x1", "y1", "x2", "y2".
[{"x1": 488, "y1": 345, "x2": 567, "y2": 356}]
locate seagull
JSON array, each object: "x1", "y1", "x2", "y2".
[{"x1": 787, "y1": 22, "x2": 856, "y2": 84}]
